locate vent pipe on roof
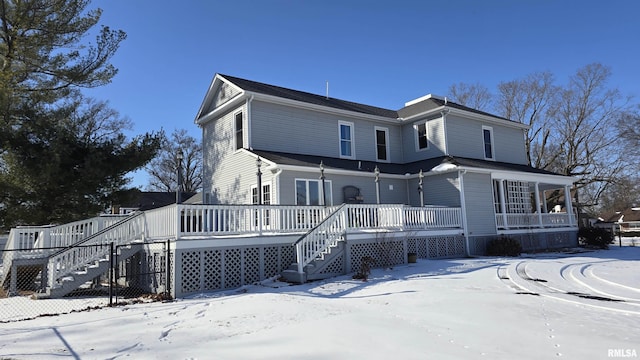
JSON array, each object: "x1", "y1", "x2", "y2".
[{"x1": 326, "y1": 81, "x2": 329, "y2": 99}]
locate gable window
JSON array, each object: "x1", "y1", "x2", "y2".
[
  {"x1": 375, "y1": 126, "x2": 390, "y2": 161},
  {"x1": 338, "y1": 121, "x2": 355, "y2": 159},
  {"x1": 482, "y1": 126, "x2": 494, "y2": 160},
  {"x1": 414, "y1": 122, "x2": 428, "y2": 151},
  {"x1": 234, "y1": 111, "x2": 243, "y2": 150}
]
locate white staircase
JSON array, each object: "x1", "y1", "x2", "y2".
[
  {"x1": 282, "y1": 204, "x2": 347, "y2": 283},
  {"x1": 2, "y1": 213, "x2": 145, "y2": 298}
]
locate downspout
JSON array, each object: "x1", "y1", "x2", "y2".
[
  {"x1": 441, "y1": 108, "x2": 450, "y2": 156},
  {"x1": 247, "y1": 95, "x2": 254, "y2": 150},
  {"x1": 273, "y1": 167, "x2": 283, "y2": 204},
  {"x1": 458, "y1": 169, "x2": 471, "y2": 256}
]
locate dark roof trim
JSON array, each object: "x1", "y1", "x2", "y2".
[{"x1": 251, "y1": 149, "x2": 563, "y2": 177}]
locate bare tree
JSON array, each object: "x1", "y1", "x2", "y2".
[
  {"x1": 447, "y1": 82, "x2": 493, "y2": 110},
  {"x1": 495, "y1": 72, "x2": 558, "y2": 168},
  {"x1": 146, "y1": 129, "x2": 202, "y2": 193},
  {"x1": 546, "y1": 63, "x2": 632, "y2": 213}
]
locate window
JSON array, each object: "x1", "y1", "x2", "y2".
[
  {"x1": 482, "y1": 126, "x2": 494, "y2": 160},
  {"x1": 251, "y1": 184, "x2": 271, "y2": 205},
  {"x1": 375, "y1": 127, "x2": 389, "y2": 161},
  {"x1": 295, "y1": 179, "x2": 332, "y2": 206},
  {"x1": 234, "y1": 111, "x2": 243, "y2": 150},
  {"x1": 338, "y1": 121, "x2": 355, "y2": 158},
  {"x1": 414, "y1": 122, "x2": 428, "y2": 150},
  {"x1": 251, "y1": 183, "x2": 271, "y2": 226}
]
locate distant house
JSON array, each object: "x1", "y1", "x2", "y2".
[
  {"x1": 596, "y1": 207, "x2": 640, "y2": 234},
  {"x1": 107, "y1": 191, "x2": 199, "y2": 214}
]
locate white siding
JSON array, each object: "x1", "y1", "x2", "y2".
[
  {"x1": 402, "y1": 115, "x2": 446, "y2": 163},
  {"x1": 462, "y1": 172, "x2": 497, "y2": 236},
  {"x1": 446, "y1": 114, "x2": 527, "y2": 164},
  {"x1": 251, "y1": 101, "x2": 403, "y2": 162},
  {"x1": 422, "y1": 173, "x2": 461, "y2": 207}
]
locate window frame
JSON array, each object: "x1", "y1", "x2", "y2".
[
  {"x1": 374, "y1": 126, "x2": 390, "y2": 162},
  {"x1": 482, "y1": 125, "x2": 495, "y2": 160},
  {"x1": 338, "y1": 120, "x2": 355, "y2": 159},
  {"x1": 295, "y1": 178, "x2": 333, "y2": 206},
  {"x1": 414, "y1": 121, "x2": 429, "y2": 151},
  {"x1": 234, "y1": 110, "x2": 244, "y2": 150}
]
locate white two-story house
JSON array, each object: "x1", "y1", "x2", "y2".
[
  {"x1": 196, "y1": 74, "x2": 577, "y2": 255},
  {"x1": 1, "y1": 74, "x2": 578, "y2": 299}
]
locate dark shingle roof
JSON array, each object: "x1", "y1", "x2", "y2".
[
  {"x1": 397, "y1": 96, "x2": 512, "y2": 121},
  {"x1": 219, "y1": 74, "x2": 399, "y2": 118},
  {"x1": 252, "y1": 150, "x2": 561, "y2": 177}
]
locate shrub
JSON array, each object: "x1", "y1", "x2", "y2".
[
  {"x1": 353, "y1": 256, "x2": 375, "y2": 281},
  {"x1": 578, "y1": 227, "x2": 614, "y2": 249},
  {"x1": 486, "y1": 236, "x2": 522, "y2": 257}
]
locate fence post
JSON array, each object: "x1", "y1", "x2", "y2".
[
  {"x1": 165, "y1": 239, "x2": 171, "y2": 299},
  {"x1": 109, "y1": 242, "x2": 114, "y2": 306}
]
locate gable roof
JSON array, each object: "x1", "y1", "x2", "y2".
[
  {"x1": 219, "y1": 74, "x2": 399, "y2": 118},
  {"x1": 218, "y1": 74, "x2": 515, "y2": 123},
  {"x1": 251, "y1": 149, "x2": 561, "y2": 177}
]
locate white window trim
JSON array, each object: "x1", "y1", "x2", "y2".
[
  {"x1": 414, "y1": 121, "x2": 429, "y2": 152},
  {"x1": 482, "y1": 125, "x2": 495, "y2": 160},
  {"x1": 250, "y1": 181, "x2": 272, "y2": 204},
  {"x1": 233, "y1": 110, "x2": 244, "y2": 151},
  {"x1": 338, "y1": 120, "x2": 355, "y2": 159},
  {"x1": 374, "y1": 126, "x2": 390, "y2": 162},
  {"x1": 294, "y1": 178, "x2": 333, "y2": 206}
]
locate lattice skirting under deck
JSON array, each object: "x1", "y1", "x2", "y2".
[
  {"x1": 346, "y1": 235, "x2": 466, "y2": 274},
  {"x1": 174, "y1": 244, "x2": 295, "y2": 297},
  {"x1": 467, "y1": 230, "x2": 578, "y2": 256}
]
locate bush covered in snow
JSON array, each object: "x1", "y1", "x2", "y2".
[{"x1": 486, "y1": 236, "x2": 522, "y2": 257}]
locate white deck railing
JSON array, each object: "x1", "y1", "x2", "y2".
[
  {"x1": 46, "y1": 213, "x2": 145, "y2": 290},
  {"x1": 496, "y1": 213, "x2": 577, "y2": 229},
  {"x1": 293, "y1": 204, "x2": 463, "y2": 276},
  {"x1": 143, "y1": 204, "x2": 338, "y2": 239}
]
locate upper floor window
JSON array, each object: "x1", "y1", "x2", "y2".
[
  {"x1": 234, "y1": 111, "x2": 243, "y2": 150},
  {"x1": 339, "y1": 121, "x2": 355, "y2": 159},
  {"x1": 375, "y1": 126, "x2": 389, "y2": 161},
  {"x1": 414, "y1": 122, "x2": 428, "y2": 151},
  {"x1": 482, "y1": 126, "x2": 494, "y2": 160}
]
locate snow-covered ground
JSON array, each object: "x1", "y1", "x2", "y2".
[{"x1": 1, "y1": 245, "x2": 639, "y2": 360}]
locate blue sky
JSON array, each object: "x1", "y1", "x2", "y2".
[{"x1": 87, "y1": 0, "x2": 640, "y2": 188}]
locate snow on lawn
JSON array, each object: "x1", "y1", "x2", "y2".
[{"x1": 1, "y1": 246, "x2": 639, "y2": 360}]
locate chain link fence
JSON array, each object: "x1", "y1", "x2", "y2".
[{"x1": 0, "y1": 240, "x2": 171, "y2": 322}]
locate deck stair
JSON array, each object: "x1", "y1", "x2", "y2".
[
  {"x1": 282, "y1": 204, "x2": 347, "y2": 283},
  {"x1": 2, "y1": 212, "x2": 145, "y2": 298}
]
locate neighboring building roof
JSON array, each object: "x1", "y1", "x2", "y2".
[
  {"x1": 598, "y1": 208, "x2": 640, "y2": 223},
  {"x1": 251, "y1": 150, "x2": 561, "y2": 177},
  {"x1": 117, "y1": 191, "x2": 197, "y2": 211},
  {"x1": 219, "y1": 74, "x2": 399, "y2": 118}
]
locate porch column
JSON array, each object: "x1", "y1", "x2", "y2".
[
  {"x1": 541, "y1": 189, "x2": 548, "y2": 213},
  {"x1": 498, "y1": 179, "x2": 508, "y2": 229},
  {"x1": 564, "y1": 185, "x2": 574, "y2": 226},
  {"x1": 534, "y1": 182, "x2": 543, "y2": 227}
]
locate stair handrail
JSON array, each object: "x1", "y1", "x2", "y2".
[
  {"x1": 293, "y1": 204, "x2": 347, "y2": 275},
  {"x1": 45, "y1": 211, "x2": 146, "y2": 290}
]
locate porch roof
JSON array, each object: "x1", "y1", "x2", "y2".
[{"x1": 250, "y1": 150, "x2": 564, "y2": 177}]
